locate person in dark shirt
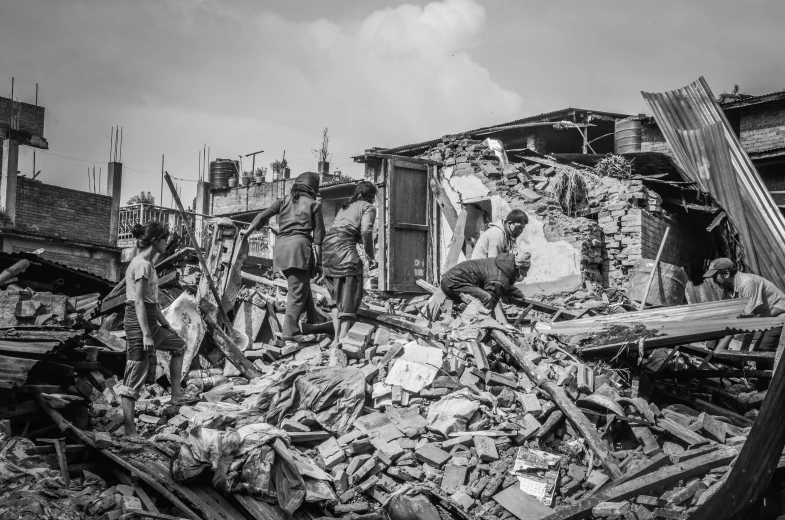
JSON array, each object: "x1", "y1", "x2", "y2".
[
  {"x1": 441, "y1": 250, "x2": 530, "y2": 310},
  {"x1": 322, "y1": 181, "x2": 378, "y2": 347},
  {"x1": 245, "y1": 172, "x2": 326, "y2": 341}
]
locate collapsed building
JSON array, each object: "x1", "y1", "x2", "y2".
[{"x1": 3, "y1": 78, "x2": 785, "y2": 520}]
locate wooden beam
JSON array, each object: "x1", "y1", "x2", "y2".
[
  {"x1": 201, "y1": 313, "x2": 261, "y2": 380},
  {"x1": 541, "y1": 449, "x2": 737, "y2": 520},
  {"x1": 443, "y1": 209, "x2": 468, "y2": 272},
  {"x1": 490, "y1": 330, "x2": 622, "y2": 480}
]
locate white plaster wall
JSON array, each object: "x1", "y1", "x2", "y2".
[{"x1": 516, "y1": 212, "x2": 582, "y2": 291}]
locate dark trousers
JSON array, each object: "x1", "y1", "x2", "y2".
[
  {"x1": 440, "y1": 281, "x2": 494, "y2": 310},
  {"x1": 282, "y1": 268, "x2": 318, "y2": 338}
]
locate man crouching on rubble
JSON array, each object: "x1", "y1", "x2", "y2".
[
  {"x1": 471, "y1": 209, "x2": 528, "y2": 259},
  {"x1": 116, "y1": 221, "x2": 186, "y2": 440},
  {"x1": 705, "y1": 257, "x2": 785, "y2": 352},
  {"x1": 441, "y1": 250, "x2": 531, "y2": 310}
]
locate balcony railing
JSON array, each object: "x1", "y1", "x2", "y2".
[{"x1": 118, "y1": 204, "x2": 198, "y2": 246}]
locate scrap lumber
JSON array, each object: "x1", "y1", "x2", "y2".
[
  {"x1": 201, "y1": 312, "x2": 262, "y2": 380},
  {"x1": 541, "y1": 449, "x2": 737, "y2": 520},
  {"x1": 490, "y1": 330, "x2": 623, "y2": 480},
  {"x1": 164, "y1": 172, "x2": 231, "y2": 327},
  {"x1": 637, "y1": 227, "x2": 669, "y2": 311}
]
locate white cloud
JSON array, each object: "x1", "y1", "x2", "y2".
[{"x1": 2, "y1": 0, "x2": 523, "y2": 204}]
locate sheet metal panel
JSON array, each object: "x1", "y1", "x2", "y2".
[
  {"x1": 641, "y1": 77, "x2": 785, "y2": 287},
  {"x1": 0, "y1": 354, "x2": 39, "y2": 389}
]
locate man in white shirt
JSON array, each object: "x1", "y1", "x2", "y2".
[{"x1": 472, "y1": 209, "x2": 528, "y2": 260}]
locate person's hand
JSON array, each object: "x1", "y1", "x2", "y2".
[
  {"x1": 143, "y1": 333, "x2": 155, "y2": 352},
  {"x1": 312, "y1": 265, "x2": 324, "y2": 284}
]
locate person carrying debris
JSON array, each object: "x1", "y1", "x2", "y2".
[
  {"x1": 471, "y1": 209, "x2": 528, "y2": 260},
  {"x1": 441, "y1": 250, "x2": 531, "y2": 310},
  {"x1": 116, "y1": 221, "x2": 186, "y2": 440},
  {"x1": 244, "y1": 171, "x2": 326, "y2": 341},
  {"x1": 322, "y1": 181, "x2": 377, "y2": 347},
  {"x1": 704, "y1": 257, "x2": 785, "y2": 351}
]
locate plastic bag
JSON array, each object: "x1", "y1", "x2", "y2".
[
  {"x1": 426, "y1": 388, "x2": 495, "y2": 437},
  {"x1": 158, "y1": 292, "x2": 206, "y2": 382}
]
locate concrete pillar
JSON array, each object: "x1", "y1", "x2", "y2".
[
  {"x1": 107, "y1": 162, "x2": 123, "y2": 244},
  {"x1": 0, "y1": 139, "x2": 19, "y2": 227},
  {"x1": 195, "y1": 180, "x2": 212, "y2": 248}
]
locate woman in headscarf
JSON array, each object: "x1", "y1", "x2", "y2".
[
  {"x1": 322, "y1": 181, "x2": 377, "y2": 347},
  {"x1": 245, "y1": 172, "x2": 326, "y2": 341}
]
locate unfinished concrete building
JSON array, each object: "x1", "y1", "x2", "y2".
[{"x1": 0, "y1": 96, "x2": 122, "y2": 280}]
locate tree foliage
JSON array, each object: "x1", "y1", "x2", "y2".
[{"x1": 126, "y1": 191, "x2": 156, "y2": 205}]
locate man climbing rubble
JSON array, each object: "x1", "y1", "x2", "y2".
[
  {"x1": 471, "y1": 208, "x2": 528, "y2": 260},
  {"x1": 704, "y1": 257, "x2": 785, "y2": 351},
  {"x1": 440, "y1": 249, "x2": 531, "y2": 310}
]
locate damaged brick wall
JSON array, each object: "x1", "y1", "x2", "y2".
[
  {"x1": 738, "y1": 100, "x2": 785, "y2": 154},
  {"x1": 14, "y1": 177, "x2": 113, "y2": 245}
]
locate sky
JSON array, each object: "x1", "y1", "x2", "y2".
[{"x1": 2, "y1": 0, "x2": 785, "y2": 208}]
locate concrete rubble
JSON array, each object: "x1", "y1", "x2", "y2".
[
  {"x1": 0, "y1": 216, "x2": 780, "y2": 520},
  {"x1": 0, "y1": 118, "x2": 783, "y2": 520}
]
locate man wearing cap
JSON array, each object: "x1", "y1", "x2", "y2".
[
  {"x1": 703, "y1": 257, "x2": 785, "y2": 351},
  {"x1": 472, "y1": 209, "x2": 529, "y2": 260},
  {"x1": 440, "y1": 250, "x2": 531, "y2": 311}
]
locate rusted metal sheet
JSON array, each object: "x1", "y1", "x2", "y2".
[
  {"x1": 641, "y1": 77, "x2": 785, "y2": 288},
  {"x1": 0, "y1": 354, "x2": 39, "y2": 389}
]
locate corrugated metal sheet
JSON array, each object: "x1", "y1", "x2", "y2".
[
  {"x1": 641, "y1": 77, "x2": 785, "y2": 287},
  {"x1": 0, "y1": 340, "x2": 60, "y2": 355},
  {"x1": 0, "y1": 354, "x2": 39, "y2": 389}
]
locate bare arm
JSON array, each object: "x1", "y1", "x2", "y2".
[
  {"x1": 135, "y1": 278, "x2": 155, "y2": 351},
  {"x1": 361, "y1": 205, "x2": 377, "y2": 260}
]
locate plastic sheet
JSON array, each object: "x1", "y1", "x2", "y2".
[{"x1": 261, "y1": 367, "x2": 366, "y2": 435}]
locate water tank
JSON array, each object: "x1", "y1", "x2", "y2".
[
  {"x1": 614, "y1": 118, "x2": 642, "y2": 154},
  {"x1": 209, "y1": 158, "x2": 239, "y2": 189}
]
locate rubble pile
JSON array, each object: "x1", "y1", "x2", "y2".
[
  {"x1": 0, "y1": 214, "x2": 781, "y2": 520},
  {"x1": 417, "y1": 134, "x2": 678, "y2": 294}
]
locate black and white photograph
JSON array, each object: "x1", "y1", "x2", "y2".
[{"x1": 1, "y1": 1, "x2": 785, "y2": 519}]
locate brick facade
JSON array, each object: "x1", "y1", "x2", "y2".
[
  {"x1": 738, "y1": 100, "x2": 785, "y2": 154},
  {"x1": 0, "y1": 98, "x2": 45, "y2": 136},
  {"x1": 14, "y1": 177, "x2": 113, "y2": 245},
  {"x1": 210, "y1": 180, "x2": 296, "y2": 216},
  {"x1": 642, "y1": 100, "x2": 785, "y2": 158}
]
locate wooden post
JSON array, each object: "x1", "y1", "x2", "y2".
[
  {"x1": 39, "y1": 437, "x2": 70, "y2": 487},
  {"x1": 163, "y1": 172, "x2": 230, "y2": 326},
  {"x1": 638, "y1": 227, "x2": 670, "y2": 311},
  {"x1": 490, "y1": 329, "x2": 623, "y2": 480}
]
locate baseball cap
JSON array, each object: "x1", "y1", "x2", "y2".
[{"x1": 703, "y1": 257, "x2": 734, "y2": 278}]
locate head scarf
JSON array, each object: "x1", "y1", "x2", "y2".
[{"x1": 291, "y1": 172, "x2": 320, "y2": 201}]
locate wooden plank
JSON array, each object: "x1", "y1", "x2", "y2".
[
  {"x1": 443, "y1": 209, "x2": 467, "y2": 272},
  {"x1": 202, "y1": 313, "x2": 261, "y2": 380},
  {"x1": 490, "y1": 330, "x2": 622, "y2": 480},
  {"x1": 234, "y1": 495, "x2": 285, "y2": 520},
  {"x1": 541, "y1": 449, "x2": 737, "y2": 520},
  {"x1": 657, "y1": 417, "x2": 711, "y2": 447}
]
